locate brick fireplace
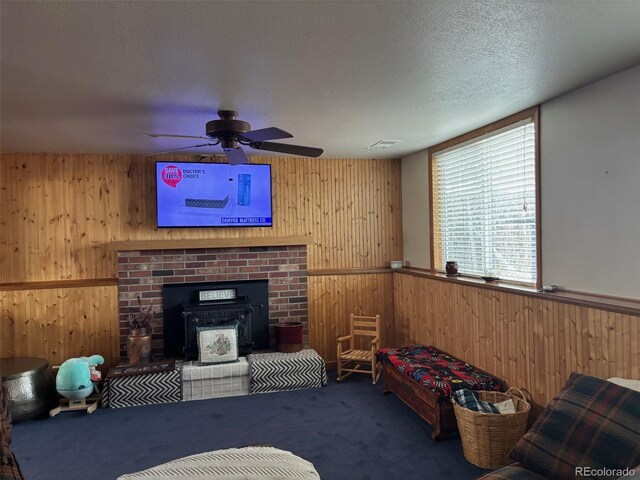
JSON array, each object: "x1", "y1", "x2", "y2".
[{"x1": 117, "y1": 245, "x2": 308, "y2": 359}]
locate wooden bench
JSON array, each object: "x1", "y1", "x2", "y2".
[{"x1": 379, "y1": 345, "x2": 504, "y2": 441}]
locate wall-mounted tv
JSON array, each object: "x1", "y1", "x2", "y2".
[{"x1": 156, "y1": 161, "x2": 272, "y2": 228}]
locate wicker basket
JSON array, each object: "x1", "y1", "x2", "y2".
[{"x1": 452, "y1": 387, "x2": 530, "y2": 469}]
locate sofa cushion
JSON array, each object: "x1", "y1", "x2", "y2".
[
  {"x1": 477, "y1": 463, "x2": 547, "y2": 480},
  {"x1": 510, "y1": 373, "x2": 640, "y2": 480}
]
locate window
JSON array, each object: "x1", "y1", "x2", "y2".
[{"x1": 429, "y1": 107, "x2": 540, "y2": 285}]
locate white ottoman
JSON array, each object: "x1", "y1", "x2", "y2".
[
  {"x1": 182, "y1": 358, "x2": 250, "y2": 401},
  {"x1": 117, "y1": 446, "x2": 320, "y2": 479}
]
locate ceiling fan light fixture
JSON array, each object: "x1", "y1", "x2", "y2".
[
  {"x1": 219, "y1": 137, "x2": 239, "y2": 150},
  {"x1": 143, "y1": 110, "x2": 323, "y2": 160}
]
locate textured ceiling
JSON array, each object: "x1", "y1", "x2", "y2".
[{"x1": 1, "y1": 1, "x2": 639, "y2": 159}]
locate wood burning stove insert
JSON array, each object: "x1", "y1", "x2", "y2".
[
  {"x1": 182, "y1": 297, "x2": 254, "y2": 358},
  {"x1": 163, "y1": 280, "x2": 269, "y2": 359}
]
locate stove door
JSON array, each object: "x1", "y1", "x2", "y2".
[{"x1": 182, "y1": 304, "x2": 253, "y2": 360}]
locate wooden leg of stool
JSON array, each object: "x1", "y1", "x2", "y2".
[
  {"x1": 49, "y1": 403, "x2": 62, "y2": 417},
  {"x1": 87, "y1": 400, "x2": 99, "y2": 414}
]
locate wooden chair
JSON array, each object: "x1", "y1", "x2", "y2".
[{"x1": 336, "y1": 314, "x2": 381, "y2": 384}]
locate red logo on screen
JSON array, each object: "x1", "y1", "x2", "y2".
[{"x1": 161, "y1": 165, "x2": 182, "y2": 188}]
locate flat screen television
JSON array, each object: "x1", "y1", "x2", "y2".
[{"x1": 155, "y1": 161, "x2": 272, "y2": 228}]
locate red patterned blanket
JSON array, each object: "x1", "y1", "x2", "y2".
[{"x1": 377, "y1": 345, "x2": 504, "y2": 403}]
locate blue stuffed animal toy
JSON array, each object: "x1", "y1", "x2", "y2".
[{"x1": 56, "y1": 355, "x2": 104, "y2": 401}]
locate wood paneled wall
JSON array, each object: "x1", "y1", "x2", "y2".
[
  {"x1": 393, "y1": 272, "x2": 640, "y2": 410},
  {"x1": 2, "y1": 152, "x2": 637, "y2": 411},
  {"x1": 0, "y1": 153, "x2": 402, "y2": 282},
  {"x1": 309, "y1": 273, "x2": 396, "y2": 364},
  {"x1": 0, "y1": 153, "x2": 403, "y2": 366},
  {"x1": 0, "y1": 286, "x2": 119, "y2": 364}
]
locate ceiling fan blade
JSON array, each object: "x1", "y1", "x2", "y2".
[
  {"x1": 250, "y1": 141, "x2": 323, "y2": 157},
  {"x1": 142, "y1": 133, "x2": 211, "y2": 140},
  {"x1": 144, "y1": 143, "x2": 217, "y2": 157},
  {"x1": 224, "y1": 146, "x2": 250, "y2": 165},
  {"x1": 238, "y1": 127, "x2": 293, "y2": 143}
]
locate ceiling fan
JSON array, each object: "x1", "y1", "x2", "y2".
[{"x1": 143, "y1": 110, "x2": 323, "y2": 165}]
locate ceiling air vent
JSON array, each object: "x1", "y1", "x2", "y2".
[{"x1": 367, "y1": 140, "x2": 400, "y2": 150}]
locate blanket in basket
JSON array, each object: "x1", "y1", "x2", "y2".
[{"x1": 377, "y1": 345, "x2": 504, "y2": 403}]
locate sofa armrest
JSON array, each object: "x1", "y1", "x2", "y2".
[
  {"x1": 617, "y1": 465, "x2": 640, "y2": 480},
  {"x1": 476, "y1": 463, "x2": 547, "y2": 480},
  {"x1": 0, "y1": 380, "x2": 24, "y2": 480}
]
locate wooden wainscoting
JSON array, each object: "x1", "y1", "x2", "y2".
[
  {"x1": 309, "y1": 272, "x2": 396, "y2": 364},
  {"x1": 0, "y1": 274, "x2": 395, "y2": 370},
  {"x1": 393, "y1": 272, "x2": 640, "y2": 411},
  {"x1": 0, "y1": 285, "x2": 120, "y2": 369}
]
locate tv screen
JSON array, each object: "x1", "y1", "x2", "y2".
[{"x1": 156, "y1": 161, "x2": 272, "y2": 228}]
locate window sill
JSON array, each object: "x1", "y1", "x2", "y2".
[{"x1": 396, "y1": 268, "x2": 640, "y2": 316}]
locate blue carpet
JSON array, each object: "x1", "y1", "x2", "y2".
[{"x1": 12, "y1": 374, "x2": 485, "y2": 479}]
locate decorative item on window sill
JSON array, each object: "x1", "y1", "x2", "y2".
[
  {"x1": 540, "y1": 285, "x2": 559, "y2": 293},
  {"x1": 480, "y1": 276, "x2": 500, "y2": 283},
  {"x1": 127, "y1": 296, "x2": 153, "y2": 364},
  {"x1": 481, "y1": 271, "x2": 499, "y2": 282},
  {"x1": 445, "y1": 261, "x2": 459, "y2": 276}
]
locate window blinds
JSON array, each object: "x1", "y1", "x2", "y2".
[{"x1": 432, "y1": 119, "x2": 537, "y2": 283}]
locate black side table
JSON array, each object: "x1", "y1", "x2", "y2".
[{"x1": 0, "y1": 357, "x2": 57, "y2": 422}]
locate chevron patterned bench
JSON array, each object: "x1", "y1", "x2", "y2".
[
  {"x1": 247, "y1": 349, "x2": 328, "y2": 394},
  {"x1": 102, "y1": 350, "x2": 328, "y2": 407},
  {"x1": 102, "y1": 361, "x2": 182, "y2": 408}
]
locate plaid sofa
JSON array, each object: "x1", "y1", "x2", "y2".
[
  {"x1": 0, "y1": 379, "x2": 25, "y2": 480},
  {"x1": 478, "y1": 373, "x2": 640, "y2": 480}
]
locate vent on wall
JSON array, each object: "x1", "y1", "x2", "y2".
[{"x1": 367, "y1": 140, "x2": 400, "y2": 150}]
